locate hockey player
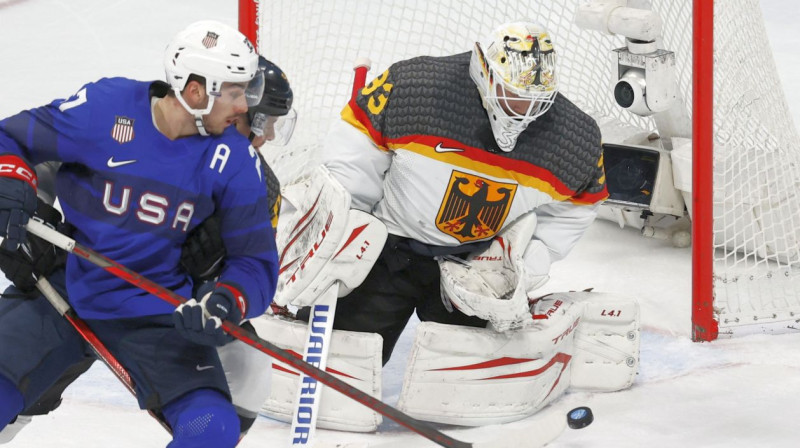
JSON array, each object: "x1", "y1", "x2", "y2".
[
  {"x1": 184, "y1": 55, "x2": 294, "y2": 279},
  {"x1": 234, "y1": 57, "x2": 296, "y2": 149},
  {"x1": 307, "y1": 20, "x2": 609, "y2": 365},
  {"x1": 0, "y1": 56, "x2": 296, "y2": 443},
  {"x1": 0, "y1": 56, "x2": 295, "y2": 443},
  {"x1": 0, "y1": 20, "x2": 278, "y2": 448}
]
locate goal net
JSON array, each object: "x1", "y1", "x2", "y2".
[{"x1": 240, "y1": 0, "x2": 800, "y2": 340}]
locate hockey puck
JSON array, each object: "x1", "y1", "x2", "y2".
[{"x1": 567, "y1": 406, "x2": 593, "y2": 429}]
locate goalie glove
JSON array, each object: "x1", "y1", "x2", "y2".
[
  {"x1": 173, "y1": 281, "x2": 248, "y2": 346},
  {"x1": 438, "y1": 212, "x2": 549, "y2": 332}
]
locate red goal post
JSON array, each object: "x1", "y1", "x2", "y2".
[
  {"x1": 238, "y1": 0, "x2": 259, "y2": 53},
  {"x1": 240, "y1": 0, "x2": 800, "y2": 341},
  {"x1": 692, "y1": 0, "x2": 715, "y2": 341}
]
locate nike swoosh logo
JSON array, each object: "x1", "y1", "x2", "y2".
[
  {"x1": 195, "y1": 365, "x2": 214, "y2": 371},
  {"x1": 434, "y1": 143, "x2": 464, "y2": 153},
  {"x1": 107, "y1": 157, "x2": 137, "y2": 168}
]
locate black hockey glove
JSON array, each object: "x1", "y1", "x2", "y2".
[
  {"x1": 0, "y1": 199, "x2": 67, "y2": 295},
  {"x1": 173, "y1": 281, "x2": 248, "y2": 346},
  {"x1": 0, "y1": 155, "x2": 37, "y2": 251},
  {"x1": 180, "y1": 214, "x2": 226, "y2": 284}
]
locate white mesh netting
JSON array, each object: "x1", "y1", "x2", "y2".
[{"x1": 252, "y1": 0, "x2": 800, "y2": 336}]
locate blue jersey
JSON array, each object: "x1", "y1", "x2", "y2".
[{"x1": 0, "y1": 77, "x2": 278, "y2": 320}]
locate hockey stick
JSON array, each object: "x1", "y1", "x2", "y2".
[
  {"x1": 33, "y1": 275, "x2": 171, "y2": 434},
  {"x1": 289, "y1": 58, "x2": 374, "y2": 447},
  {"x1": 289, "y1": 282, "x2": 337, "y2": 446},
  {"x1": 25, "y1": 219, "x2": 546, "y2": 448}
]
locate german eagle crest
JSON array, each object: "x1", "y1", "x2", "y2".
[{"x1": 436, "y1": 170, "x2": 516, "y2": 243}]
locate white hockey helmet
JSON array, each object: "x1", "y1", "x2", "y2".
[
  {"x1": 469, "y1": 21, "x2": 559, "y2": 152},
  {"x1": 164, "y1": 20, "x2": 262, "y2": 134}
]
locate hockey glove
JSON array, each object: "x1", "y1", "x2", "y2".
[
  {"x1": 173, "y1": 281, "x2": 248, "y2": 346},
  {"x1": 0, "y1": 199, "x2": 67, "y2": 294},
  {"x1": 180, "y1": 214, "x2": 226, "y2": 284},
  {"x1": 438, "y1": 212, "x2": 544, "y2": 332},
  {"x1": 0, "y1": 155, "x2": 37, "y2": 251}
]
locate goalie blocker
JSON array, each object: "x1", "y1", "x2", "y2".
[{"x1": 255, "y1": 290, "x2": 639, "y2": 429}]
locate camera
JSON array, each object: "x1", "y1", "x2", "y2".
[
  {"x1": 614, "y1": 68, "x2": 647, "y2": 115},
  {"x1": 613, "y1": 43, "x2": 677, "y2": 116}
]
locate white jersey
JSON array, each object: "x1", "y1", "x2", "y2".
[{"x1": 321, "y1": 52, "x2": 607, "y2": 267}]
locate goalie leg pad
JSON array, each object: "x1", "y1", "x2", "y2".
[
  {"x1": 250, "y1": 314, "x2": 383, "y2": 432},
  {"x1": 217, "y1": 325, "x2": 272, "y2": 423},
  {"x1": 397, "y1": 296, "x2": 584, "y2": 426},
  {"x1": 564, "y1": 291, "x2": 641, "y2": 392}
]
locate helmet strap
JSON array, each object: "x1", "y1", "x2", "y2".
[{"x1": 173, "y1": 87, "x2": 215, "y2": 136}]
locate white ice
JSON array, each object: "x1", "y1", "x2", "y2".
[{"x1": 1, "y1": 0, "x2": 799, "y2": 447}]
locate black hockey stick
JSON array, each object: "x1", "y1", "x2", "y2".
[
  {"x1": 25, "y1": 220, "x2": 486, "y2": 448},
  {"x1": 32, "y1": 275, "x2": 172, "y2": 434}
]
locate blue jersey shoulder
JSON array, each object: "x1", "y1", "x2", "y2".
[{"x1": 202, "y1": 127, "x2": 266, "y2": 189}]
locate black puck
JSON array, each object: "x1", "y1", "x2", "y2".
[{"x1": 567, "y1": 406, "x2": 593, "y2": 429}]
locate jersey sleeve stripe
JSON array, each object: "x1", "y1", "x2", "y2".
[{"x1": 340, "y1": 101, "x2": 389, "y2": 151}]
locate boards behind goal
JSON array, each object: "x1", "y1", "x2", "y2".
[{"x1": 239, "y1": 0, "x2": 800, "y2": 341}]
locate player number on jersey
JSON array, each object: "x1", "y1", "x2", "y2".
[
  {"x1": 361, "y1": 69, "x2": 393, "y2": 115},
  {"x1": 58, "y1": 88, "x2": 88, "y2": 112}
]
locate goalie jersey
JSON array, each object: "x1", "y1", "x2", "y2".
[
  {"x1": 321, "y1": 52, "x2": 608, "y2": 261},
  {"x1": 0, "y1": 77, "x2": 279, "y2": 320}
]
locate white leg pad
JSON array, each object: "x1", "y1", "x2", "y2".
[
  {"x1": 565, "y1": 291, "x2": 641, "y2": 392},
  {"x1": 250, "y1": 315, "x2": 383, "y2": 432},
  {"x1": 397, "y1": 296, "x2": 584, "y2": 426},
  {"x1": 218, "y1": 335, "x2": 272, "y2": 419}
]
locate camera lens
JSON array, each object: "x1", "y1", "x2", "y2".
[{"x1": 615, "y1": 81, "x2": 635, "y2": 108}]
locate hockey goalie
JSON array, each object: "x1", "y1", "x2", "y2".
[{"x1": 254, "y1": 19, "x2": 640, "y2": 432}]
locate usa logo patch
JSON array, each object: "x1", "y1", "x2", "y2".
[
  {"x1": 202, "y1": 31, "x2": 219, "y2": 49},
  {"x1": 111, "y1": 116, "x2": 135, "y2": 144}
]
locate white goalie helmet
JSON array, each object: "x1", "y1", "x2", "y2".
[
  {"x1": 469, "y1": 21, "x2": 559, "y2": 152},
  {"x1": 164, "y1": 20, "x2": 262, "y2": 134}
]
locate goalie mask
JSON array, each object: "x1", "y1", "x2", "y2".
[{"x1": 469, "y1": 21, "x2": 559, "y2": 152}]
